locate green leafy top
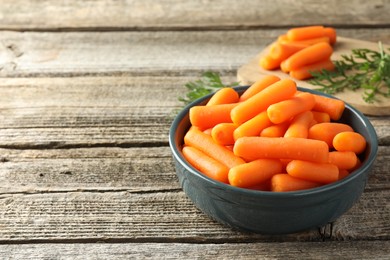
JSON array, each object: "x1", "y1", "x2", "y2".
[
  {"x1": 309, "y1": 42, "x2": 390, "y2": 103},
  {"x1": 179, "y1": 71, "x2": 239, "y2": 105}
]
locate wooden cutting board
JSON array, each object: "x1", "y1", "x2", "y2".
[{"x1": 237, "y1": 37, "x2": 390, "y2": 116}]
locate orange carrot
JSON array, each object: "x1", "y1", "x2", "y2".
[
  {"x1": 182, "y1": 146, "x2": 229, "y2": 184},
  {"x1": 312, "y1": 111, "x2": 330, "y2": 123},
  {"x1": 184, "y1": 127, "x2": 245, "y2": 168},
  {"x1": 211, "y1": 123, "x2": 237, "y2": 146},
  {"x1": 233, "y1": 136, "x2": 329, "y2": 163},
  {"x1": 260, "y1": 121, "x2": 290, "y2": 137},
  {"x1": 267, "y1": 92, "x2": 315, "y2": 124},
  {"x1": 206, "y1": 87, "x2": 239, "y2": 106},
  {"x1": 308, "y1": 122, "x2": 353, "y2": 148},
  {"x1": 289, "y1": 58, "x2": 335, "y2": 80},
  {"x1": 286, "y1": 160, "x2": 339, "y2": 184},
  {"x1": 277, "y1": 34, "x2": 289, "y2": 44},
  {"x1": 271, "y1": 173, "x2": 321, "y2": 192},
  {"x1": 284, "y1": 111, "x2": 313, "y2": 138},
  {"x1": 239, "y1": 75, "x2": 280, "y2": 102},
  {"x1": 288, "y1": 36, "x2": 330, "y2": 46},
  {"x1": 280, "y1": 60, "x2": 290, "y2": 73},
  {"x1": 286, "y1": 25, "x2": 325, "y2": 41},
  {"x1": 269, "y1": 42, "x2": 308, "y2": 61},
  {"x1": 338, "y1": 169, "x2": 350, "y2": 180},
  {"x1": 312, "y1": 94, "x2": 345, "y2": 120},
  {"x1": 228, "y1": 159, "x2": 283, "y2": 188},
  {"x1": 231, "y1": 79, "x2": 297, "y2": 125},
  {"x1": 333, "y1": 132, "x2": 367, "y2": 154},
  {"x1": 259, "y1": 55, "x2": 283, "y2": 70},
  {"x1": 282, "y1": 42, "x2": 333, "y2": 72},
  {"x1": 328, "y1": 151, "x2": 358, "y2": 170},
  {"x1": 324, "y1": 27, "x2": 337, "y2": 44},
  {"x1": 189, "y1": 103, "x2": 236, "y2": 130},
  {"x1": 233, "y1": 111, "x2": 273, "y2": 140}
]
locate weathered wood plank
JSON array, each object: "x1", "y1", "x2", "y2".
[
  {"x1": 0, "y1": 76, "x2": 388, "y2": 148},
  {"x1": 0, "y1": 146, "x2": 388, "y2": 194},
  {"x1": 1, "y1": 241, "x2": 390, "y2": 259},
  {"x1": 0, "y1": 29, "x2": 389, "y2": 77},
  {"x1": 0, "y1": 190, "x2": 388, "y2": 242},
  {"x1": 0, "y1": 0, "x2": 389, "y2": 30}
]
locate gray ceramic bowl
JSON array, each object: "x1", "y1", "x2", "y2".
[{"x1": 169, "y1": 86, "x2": 378, "y2": 234}]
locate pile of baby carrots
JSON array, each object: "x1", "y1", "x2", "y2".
[
  {"x1": 182, "y1": 75, "x2": 367, "y2": 192},
  {"x1": 260, "y1": 25, "x2": 337, "y2": 80}
]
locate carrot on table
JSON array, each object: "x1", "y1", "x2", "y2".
[
  {"x1": 288, "y1": 36, "x2": 330, "y2": 46},
  {"x1": 233, "y1": 111, "x2": 273, "y2": 140},
  {"x1": 267, "y1": 92, "x2": 315, "y2": 124},
  {"x1": 312, "y1": 111, "x2": 331, "y2": 123},
  {"x1": 211, "y1": 123, "x2": 237, "y2": 146},
  {"x1": 333, "y1": 132, "x2": 367, "y2": 154},
  {"x1": 312, "y1": 93, "x2": 345, "y2": 121},
  {"x1": 271, "y1": 173, "x2": 321, "y2": 192},
  {"x1": 233, "y1": 136, "x2": 329, "y2": 163},
  {"x1": 308, "y1": 122, "x2": 353, "y2": 148},
  {"x1": 269, "y1": 42, "x2": 308, "y2": 61},
  {"x1": 184, "y1": 127, "x2": 245, "y2": 169},
  {"x1": 286, "y1": 160, "x2": 339, "y2": 184},
  {"x1": 189, "y1": 103, "x2": 236, "y2": 130},
  {"x1": 228, "y1": 159, "x2": 283, "y2": 188},
  {"x1": 289, "y1": 58, "x2": 335, "y2": 80},
  {"x1": 328, "y1": 151, "x2": 358, "y2": 170},
  {"x1": 231, "y1": 79, "x2": 297, "y2": 125},
  {"x1": 284, "y1": 111, "x2": 313, "y2": 138},
  {"x1": 282, "y1": 42, "x2": 333, "y2": 72},
  {"x1": 260, "y1": 121, "x2": 290, "y2": 137},
  {"x1": 182, "y1": 146, "x2": 229, "y2": 184},
  {"x1": 286, "y1": 25, "x2": 325, "y2": 41},
  {"x1": 206, "y1": 87, "x2": 239, "y2": 106},
  {"x1": 239, "y1": 75, "x2": 280, "y2": 102},
  {"x1": 259, "y1": 55, "x2": 283, "y2": 70}
]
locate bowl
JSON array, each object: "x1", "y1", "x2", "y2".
[{"x1": 169, "y1": 86, "x2": 378, "y2": 234}]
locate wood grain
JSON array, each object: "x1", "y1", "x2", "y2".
[
  {"x1": 0, "y1": 29, "x2": 389, "y2": 77},
  {"x1": 0, "y1": 0, "x2": 389, "y2": 30},
  {"x1": 1, "y1": 241, "x2": 389, "y2": 259}
]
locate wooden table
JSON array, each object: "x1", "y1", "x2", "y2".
[{"x1": 0, "y1": 1, "x2": 389, "y2": 258}]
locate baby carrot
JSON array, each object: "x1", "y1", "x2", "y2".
[
  {"x1": 286, "y1": 25, "x2": 325, "y2": 41},
  {"x1": 277, "y1": 34, "x2": 289, "y2": 44},
  {"x1": 282, "y1": 42, "x2": 333, "y2": 72},
  {"x1": 333, "y1": 132, "x2": 367, "y2": 154},
  {"x1": 233, "y1": 136, "x2": 329, "y2": 163},
  {"x1": 182, "y1": 146, "x2": 229, "y2": 184},
  {"x1": 233, "y1": 111, "x2": 273, "y2": 140},
  {"x1": 288, "y1": 36, "x2": 330, "y2": 46},
  {"x1": 239, "y1": 75, "x2": 280, "y2": 102},
  {"x1": 211, "y1": 123, "x2": 237, "y2": 146},
  {"x1": 284, "y1": 111, "x2": 313, "y2": 138},
  {"x1": 184, "y1": 127, "x2": 245, "y2": 168},
  {"x1": 228, "y1": 159, "x2": 283, "y2": 188},
  {"x1": 267, "y1": 92, "x2": 315, "y2": 124},
  {"x1": 324, "y1": 27, "x2": 337, "y2": 44},
  {"x1": 269, "y1": 42, "x2": 308, "y2": 61},
  {"x1": 289, "y1": 58, "x2": 335, "y2": 80},
  {"x1": 259, "y1": 55, "x2": 283, "y2": 70},
  {"x1": 286, "y1": 160, "x2": 339, "y2": 184},
  {"x1": 260, "y1": 121, "x2": 290, "y2": 137},
  {"x1": 271, "y1": 173, "x2": 321, "y2": 192},
  {"x1": 308, "y1": 122, "x2": 354, "y2": 148},
  {"x1": 312, "y1": 93, "x2": 345, "y2": 120},
  {"x1": 189, "y1": 103, "x2": 236, "y2": 130},
  {"x1": 338, "y1": 169, "x2": 350, "y2": 180},
  {"x1": 231, "y1": 79, "x2": 297, "y2": 125},
  {"x1": 328, "y1": 151, "x2": 358, "y2": 170},
  {"x1": 206, "y1": 87, "x2": 239, "y2": 106},
  {"x1": 312, "y1": 111, "x2": 330, "y2": 123}
]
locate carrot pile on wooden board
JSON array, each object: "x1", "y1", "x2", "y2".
[
  {"x1": 182, "y1": 76, "x2": 368, "y2": 192},
  {"x1": 259, "y1": 25, "x2": 337, "y2": 80}
]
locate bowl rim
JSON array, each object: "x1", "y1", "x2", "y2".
[{"x1": 169, "y1": 86, "x2": 378, "y2": 198}]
